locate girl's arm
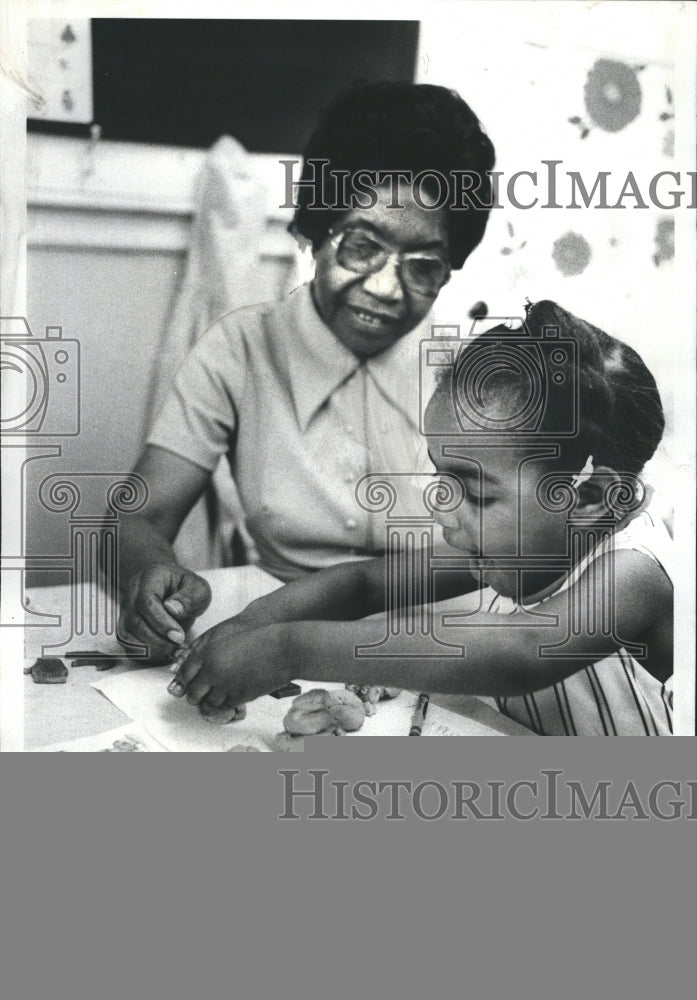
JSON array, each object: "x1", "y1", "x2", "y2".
[
  {"x1": 232, "y1": 556, "x2": 478, "y2": 628},
  {"x1": 168, "y1": 554, "x2": 478, "y2": 702},
  {"x1": 289, "y1": 548, "x2": 672, "y2": 696},
  {"x1": 172, "y1": 548, "x2": 671, "y2": 706}
]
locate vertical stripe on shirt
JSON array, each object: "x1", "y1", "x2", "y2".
[
  {"x1": 588, "y1": 664, "x2": 619, "y2": 735},
  {"x1": 660, "y1": 683, "x2": 674, "y2": 733},
  {"x1": 553, "y1": 684, "x2": 572, "y2": 735},
  {"x1": 619, "y1": 650, "x2": 651, "y2": 735},
  {"x1": 560, "y1": 680, "x2": 578, "y2": 735},
  {"x1": 584, "y1": 666, "x2": 610, "y2": 735}
]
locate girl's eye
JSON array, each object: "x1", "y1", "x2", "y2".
[{"x1": 465, "y1": 485, "x2": 495, "y2": 508}]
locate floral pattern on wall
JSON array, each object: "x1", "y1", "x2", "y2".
[{"x1": 423, "y1": 24, "x2": 681, "y2": 451}]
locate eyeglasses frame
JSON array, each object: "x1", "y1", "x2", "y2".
[{"x1": 327, "y1": 226, "x2": 451, "y2": 297}]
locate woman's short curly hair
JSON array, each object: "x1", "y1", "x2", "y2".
[{"x1": 290, "y1": 80, "x2": 496, "y2": 270}]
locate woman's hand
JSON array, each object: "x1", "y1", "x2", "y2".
[
  {"x1": 167, "y1": 621, "x2": 292, "y2": 708},
  {"x1": 118, "y1": 563, "x2": 212, "y2": 663}
]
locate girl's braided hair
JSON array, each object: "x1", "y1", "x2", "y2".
[{"x1": 447, "y1": 300, "x2": 664, "y2": 475}]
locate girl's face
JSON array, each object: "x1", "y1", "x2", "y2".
[
  {"x1": 311, "y1": 182, "x2": 450, "y2": 359},
  {"x1": 425, "y1": 390, "x2": 572, "y2": 601}
]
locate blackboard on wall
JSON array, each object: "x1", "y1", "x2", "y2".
[{"x1": 29, "y1": 19, "x2": 419, "y2": 152}]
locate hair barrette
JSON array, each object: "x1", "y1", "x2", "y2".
[{"x1": 571, "y1": 455, "x2": 594, "y2": 489}]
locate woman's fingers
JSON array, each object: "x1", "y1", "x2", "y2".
[
  {"x1": 167, "y1": 573, "x2": 212, "y2": 624},
  {"x1": 120, "y1": 569, "x2": 184, "y2": 652},
  {"x1": 140, "y1": 590, "x2": 186, "y2": 645},
  {"x1": 125, "y1": 568, "x2": 210, "y2": 652},
  {"x1": 119, "y1": 607, "x2": 179, "y2": 662}
]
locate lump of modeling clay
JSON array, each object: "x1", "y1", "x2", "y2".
[
  {"x1": 202, "y1": 703, "x2": 247, "y2": 725},
  {"x1": 283, "y1": 689, "x2": 366, "y2": 735},
  {"x1": 273, "y1": 732, "x2": 305, "y2": 752},
  {"x1": 346, "y1": 684, "x2": 401, "y2": 716},
  {"x1": 24, "y1": 657, "x2": 69, "y2": 684}
]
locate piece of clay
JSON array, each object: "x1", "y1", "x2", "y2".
[
  {"x1": 95, "y1": 660, "x2": 119, "y2": 672},
  {"x1": 228, "y1": 744, "x2": 261, "y2": 752},
  {"x1": 283, "y1": 689, "x2": 366, "y2": 735},
  {"x1": 71, "y1": 656, "x2": 120, "y2": 670},
  {"x1": 273, "y1": 732, "x2": 305, "y2": 752},
  {"x1": 346, "y1": 684, "x2": 401, "y2": 716},
  {"x1": 100, "y1": 737, "x2": 147, "y2": 752},
  {"x1": 202, "y1": 703, "x2": 247, "y2": 725},
  {"x1": 26, "y1": 657, "x2": 69, "y2": 684}
]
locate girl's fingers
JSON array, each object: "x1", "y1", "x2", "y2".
[
  {"x1": 169, "y1": 646, "x2": 205, "y2": 694},
  {"x1": 185, "y1": 679, "x2": 212, "y2": 706},
  {"x1": 173, "y1": 643, "x2": 193, "y2": 668},
  {"x1": 201, "y1": 689, "x2": 229, "y2": 709}
]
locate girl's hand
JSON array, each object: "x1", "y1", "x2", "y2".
[{"x1": 167, "y1": 621, "x2": 292, "y2": 709}]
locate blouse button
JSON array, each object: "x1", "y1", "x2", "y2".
[
  {"x1": 345, "y1": 518, "x2": 358, "y2": 530},
  {"x1": 345, "y1": 424, "x2": 355, "y2": 434}
]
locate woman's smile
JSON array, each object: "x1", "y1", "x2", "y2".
[{"x1": 347, "y1": 304, "x2": 399, "y2": 330}]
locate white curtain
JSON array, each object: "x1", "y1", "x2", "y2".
[{"x1": 145, "y1": 135, "x2": 271, "y2": 570}]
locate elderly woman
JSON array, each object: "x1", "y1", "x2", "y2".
[{"x1": 117, "y1": 80, "x2": 495, "y2": 660}]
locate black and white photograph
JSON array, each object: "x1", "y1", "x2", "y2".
[{"x1": 1, "y1": 0, "x2": 695, "y2": 749}]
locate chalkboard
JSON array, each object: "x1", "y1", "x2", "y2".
[{"x1": 29, "y1": 19, "x2": 419, "y2": 152}]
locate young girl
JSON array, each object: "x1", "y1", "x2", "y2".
[{"x1": 168, "y1": 300, "x2": 674, "y2": 735}]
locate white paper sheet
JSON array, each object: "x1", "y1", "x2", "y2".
[
  {"x1": 29, "y1": 723, "x2": 168, "y2": 752},
  {"x1": 92, "y1": 669, "x2": 529, "y2": 751}
]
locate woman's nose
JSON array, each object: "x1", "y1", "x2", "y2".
[{"x1": 361, "y1": 256, "x2": 403, "y2": 300}]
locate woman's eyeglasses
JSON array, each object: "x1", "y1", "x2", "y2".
[{"x1": 329, "y1": 228, "x2": 451, "y2": 297}]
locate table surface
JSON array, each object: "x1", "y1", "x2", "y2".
[{"x1": 23, "y1": 566, "x2": 532, "y2": 749}]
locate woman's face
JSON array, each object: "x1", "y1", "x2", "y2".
[{"x1": 312, "y1": 183, "x2": 450, "y2": 359}]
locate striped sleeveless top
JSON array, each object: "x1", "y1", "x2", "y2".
[{"x1": 484, "y1": 509, "x2": 674, "y2": 735}]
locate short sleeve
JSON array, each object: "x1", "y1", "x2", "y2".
[{"x1": 146, "y1": 317, "x2": 247, "y2": 471}]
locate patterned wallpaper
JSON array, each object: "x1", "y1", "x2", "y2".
[{"x1": 419, "y1": 12, "x2": 683, "y2": 443}]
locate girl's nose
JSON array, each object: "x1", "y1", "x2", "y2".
[
  {"x1": 361, "y1": 256, "x2": 403, "y2": 301},
  {"x1": 432, "y1": 505, "x2": 460, "y2": 530}
]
